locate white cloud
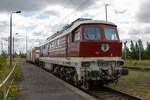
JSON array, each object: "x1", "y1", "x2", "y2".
[{"x1": 0, "y1": 0, "x2": 150, "y2": 53}]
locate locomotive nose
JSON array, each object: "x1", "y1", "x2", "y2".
[{"x1": 80, "y1": 41, "x2": 122, "y2": 57}]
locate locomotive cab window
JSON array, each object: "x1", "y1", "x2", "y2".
[
  {"x1": 73, "y1": 31, "x2": 80, "y2": 41},
  {"x1": 104, "y1": 28, "x2": 118, "y2": 40},
  {"x1": 84, "y1": 27, "x2": 100, "y2": 40}
]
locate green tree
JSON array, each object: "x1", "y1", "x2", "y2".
[
  {"x1": 130, "y1": 40, "x2": 136, "y2": 59},
  {"x1": 0, "y1": 55, "x2": 7, "y2": 70},
  {"x1": 19, "y1": 52, "x2": 26, "y2": 58},
  {"x1": 1, "y1": 51, "x2": 7, "y2": 59},
  {"x1": 122, "y1": 45, "x2": 131, "y2": 59},
  {"x1": 135, "y1": 42, "x2": 139, "y2": 60},
  {"x1": 146, "y1": 42, "x2": 150, "y2": 59}
]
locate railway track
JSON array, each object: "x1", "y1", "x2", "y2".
[
  {"x1": 40, "y1": 65, "x2": 144, "y2": 100},
  {"x1": 52, "y1": 72, "x2": 144, "y2": 100},
  {"x1": 126, "y1": 67, "x2": 150, "y2": 71},
  {"x1": 84, "y1": 86, "x2": 144, "y2": 100}
]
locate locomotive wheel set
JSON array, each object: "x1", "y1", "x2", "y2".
[{"x1": 27, "y1": 18, "x2": 128, "y2": 89}]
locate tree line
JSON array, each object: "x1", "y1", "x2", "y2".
[
  {"x1": 122, "y1": 39, "x2": 150, "y2": 60},
  {"x1": 0, "y1": 51, "x2": 26, "y2": 58}
]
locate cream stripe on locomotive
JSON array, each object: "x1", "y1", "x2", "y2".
[{"x1": 40, "y1": 57, "x2": 123, "y2": 68}]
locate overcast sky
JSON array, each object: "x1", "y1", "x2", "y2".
[{"x1": 0, "y1": 0, "x2": 150, "y2": 53}]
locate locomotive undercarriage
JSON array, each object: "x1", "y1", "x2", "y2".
[{"x1": 39, "y1": 57, "x2": 128, "y2": 89}]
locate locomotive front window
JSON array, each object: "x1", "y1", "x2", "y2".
[
  {"x1": 84, "y1": 27, "x2": 100, "y2": 40},
  {"x1": 104, "y1": 28, "x2": 118, "y2": 40},
  {"x1": 74, "y1": 31, "x2": 80, "y2": 41}
]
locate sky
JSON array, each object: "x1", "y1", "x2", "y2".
[{"x1": 0, "y1": 0, "x2": 150, "y2": 53}]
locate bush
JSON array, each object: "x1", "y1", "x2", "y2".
[
  {"x1": 0, "y1": 56, "x2": 7, "y2": 70},
  {"x1": 19, "y1": 53, "x2": 26, "y2": 58}
]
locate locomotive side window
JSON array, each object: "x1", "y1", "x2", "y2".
[
  {"x1": 104, "y1": 28, "x2": 118, "y2": 40},
  {"x1": 84, "y1": 27, "x2": 100, "y2": 40},
  {"x1": 74, "y1": 31, "x2": 80, "y2": 41},
  {"x1": 43, "y1": 45, "x2": 45, "y2": 49},
  {"x1": 56, "y1": 39, "x2": 59, "y2": 47},
  {"x1": 67, "y1": 35, "x2": 70, "y2": 43}
]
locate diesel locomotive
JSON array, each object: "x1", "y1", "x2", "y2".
[{"x1": 27, "y1": 18, "x2": 128, "y2": 89}]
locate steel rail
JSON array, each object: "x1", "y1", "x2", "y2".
[
  {"x1": 44, "y1": 67, "x2": 144, "y2": 100},
  {"x1": 0, "y1": 63, "x2": 16, "y2": 100},
  {"x1": 32, "y1": 62, "x2": 145, "y2": 100},
  {"x1": 86, "y1": 86, "x2": 144, "y2": 100},
  {"x1": 46, "y1": 67, "x2": 144, "y2": 100},
  {"x1": 127, "y1": 67, "x2": 150, "y2": 70}
]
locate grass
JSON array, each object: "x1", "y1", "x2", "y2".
[
  {"x1": 0, "y1": 56, "x2": 11, "y2": 83},
  {"x1": 125, "y1": 60, "x2": 150, "y2": 69},
  {"x1": 109, "y1": 71, "x2": 150, "y2": 100},
  {"x1": 0, "y1": 55, "x2": 21, "y2": 100},
  {"x1": 16, "y1": 58, "x2": 26, "y2": 63},
  {"x1": 7, "y1": 64, "x2": 21, "y2": 100}
]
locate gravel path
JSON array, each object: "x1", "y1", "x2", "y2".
[{"x1": 18, "y1": 61, "x2": 84, "y2": 100}]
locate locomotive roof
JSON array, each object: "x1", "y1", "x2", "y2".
[{"x1": 42, "y1": 18, "x2": 116, "y2": 46}]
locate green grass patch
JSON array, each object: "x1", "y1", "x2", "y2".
[
  {"x1": 125, "y1": 60, "x2": 150, "y2": 68},
  {"x1": 0, "y1": 55, "x2": 21, "y2": 100},
  {"x1": 7, "y1": 64, "x2": 21, "y2": 100},
  {"x1": 109, "y1": 71, "x2": 150, "y2": 100},
  {"x1": 0, "y1": 56, "x2": 11, "y2": 83},
  {"x1": 15, "y1": 58, "x2": 26, "y2": 63}
]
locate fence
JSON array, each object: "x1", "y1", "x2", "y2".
[{"x1": 0, "y1": 64, "x2": 16, "y2": 100}]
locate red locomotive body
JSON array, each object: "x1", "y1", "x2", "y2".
[
  {"x1": 40, "y1": 23, "x2": 122, "y2": 58},
  {"x1": 38, "y1": 18, "x2": 128, "y2": 89},
  {"x1": 69, "y1": 24, "x2": 122, "y2": 57}
]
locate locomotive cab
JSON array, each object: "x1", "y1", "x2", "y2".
[
  {"x1": 69, "y1": 23, "x2": 122, "y2": 57},
  {"x1": 71, "y1": 23, "x2": 128, "y2": 85}
]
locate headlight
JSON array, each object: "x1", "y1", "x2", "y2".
[
  {"x1": 82, "y1": 62, "x2": 90, "y2": 67},
  {"x1": 101, "y1": 43, "x2": 109, "y2": 52},
  {"x1": 117, "y1": 61, "x2": 124, "y2": 66}
]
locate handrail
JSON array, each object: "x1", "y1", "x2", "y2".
[{"x1": 0, "y1": 63, "x2": 16, "y2": 100}]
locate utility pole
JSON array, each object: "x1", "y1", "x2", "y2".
[
  {"x1": 8, "y1": 38, "x2": 9, "y2": 55},
  {"x1": 0, "y1": 41, "x2": 3, "y2": 54},
  {"x1": 13, "y1": 33, "x2": 19, "y2": 60},
  {"x1": 105, "y1": 4, "x2": 109, "y2": 22},
  {"x1": 13, "y1": 34, "x2": 14, "y2": 59},
  {"x1": 10, "y1": 13, "x2": 13, "y2": 68},
  {"x1": 1, "y1": 42, "x2": 3, "y2": 50},
  {"x1": 139, "y1": 43, "x2": 141, "y2": 61},
  {"x1": 26, "y1": 32, "x2": 28, "y2": 55},
  {"x1": 9, "y1": 11, "x2": 21, "y2": 68},
  {"x1": 124, "y1": 41, "x2": 127, "y2": 63},
  {"x1": 138, "y1": 32, "x2": 142, "y2": 62}
]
